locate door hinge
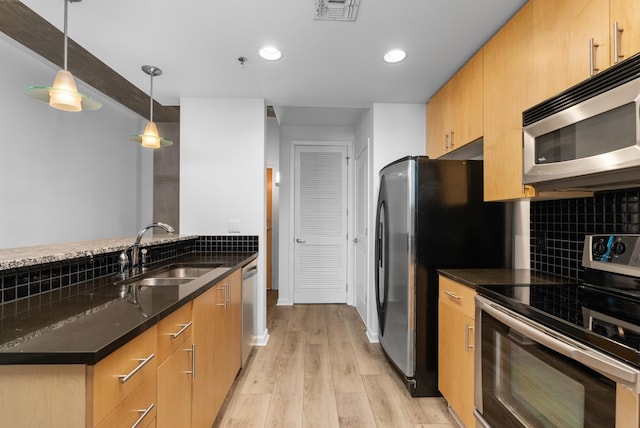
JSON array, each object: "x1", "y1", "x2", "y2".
[{"x1": 346, "y1": 156, "x2": 350, "y2": 165}]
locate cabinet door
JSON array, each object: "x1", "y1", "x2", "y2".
[
  {"x1": 610, "y1": 0, "x2": 640, "y2": 64},
  {"x1": 226, "y1": 269, "x2": 242, "y2": 388},
  {"x1": 449, "y1": 49, "x2": 483, "y2": 149},
  {"x1": 192, "y1": 283, "x2": 225, "y2": 428},
  {"x1": 532, "y1": 0, "x2": 609, "y2": 104},
  {"x1": 157, "y1": 340, "x2": 193, "y2": 428},
  {"x1": 92, "y1": 325, "x2": 157, "y2": 425},
  {"x1": 483, "y1": 2, "x2": 534, "y2": 201},
  {"x1": 426, "y1": 85, "x2": 450, "y2": 159},
  {"x1": 438, "y1": 277, "x2": 476, "y2": 428}
]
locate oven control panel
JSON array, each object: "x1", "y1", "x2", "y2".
[{"x1": 583, "y1": 235, "x2": 640, "y2": 277}]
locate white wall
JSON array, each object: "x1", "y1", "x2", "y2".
[
  {"x1": 180, "y1": 97, "x2": 268, "y2": 344},
  {"x1": 366, "y1": 103, "x2": 427, "y2": 340},
  {"x1": 277, "y1": 125, "x2": 356, "y2": 305},
  {"x1": 0, "y1": 34, "x2": 152, "y2": 249}
]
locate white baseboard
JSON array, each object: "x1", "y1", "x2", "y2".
[
  {"x1": 255, "y1": 329, "x2": 270, "y2": 346},
  {"x1": 366, "y1": 330, "x2": 379, "y2": 343},
  {"x1": 276, "y1": 298, "x2": 293, "y2": 306}
]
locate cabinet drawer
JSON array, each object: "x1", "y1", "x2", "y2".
[
  {"x1": 92, "y1": 325, "x2": 157, "y2": 424},
  {"x1": 439, "y1": 276, "x2": 477, "y2": 319},
  {"x1": 157, "y1": 301, "x2": 193, "y2": 363},
  {"x1": 95, "y1": 374, "x2": 156, "y2": 428}
]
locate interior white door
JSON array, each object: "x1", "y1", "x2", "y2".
[
  {"x1": 293, "y1": 143, "x2": 348, "y2": 303},
  {"x1": 354, "y1": 145, "x2": 368, "y2": 319}
]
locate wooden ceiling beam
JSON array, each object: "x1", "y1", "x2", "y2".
[{"x1": 0, "y1": 1, "x2": 180, "y2": 122}]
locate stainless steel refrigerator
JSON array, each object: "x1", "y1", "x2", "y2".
[{"x1": 375, "y1": 156, "x2": 511, "y2": 397}]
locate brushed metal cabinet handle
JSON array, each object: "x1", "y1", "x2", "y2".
[
  {"x1": 131, "y1": 403, "x2": 154, "y2": 428},
  {"x1": 171, "y1": 322, "x2": 193, "y2": 339},
  {"x1": 444, "y1": 291, "x2": 461, "y2": 300},
  {"x1": 589, "y1": 37, "x2": 599, "y2": 76},
  {"x1": 613, "y1": 21, "x2": 624, "y2": 64},
  {"x1": 185, "y1": 343, "x2": 195, "y2": 379},
  {"x1": 118, "y1": 353, "x2": 155, "y2": 383}
]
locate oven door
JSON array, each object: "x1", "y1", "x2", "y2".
[{"x1": 475, "y1": 296, "x2": 640, "y2": 428}]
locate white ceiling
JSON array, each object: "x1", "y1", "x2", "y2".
[{"x1": 20, "y1": 0, "x2": 527, "y2": 123}]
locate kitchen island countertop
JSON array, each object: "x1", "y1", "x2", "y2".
[{"x1": 0, "y1": 252, "x2": 256, "y2": 365}]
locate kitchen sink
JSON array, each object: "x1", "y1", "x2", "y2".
[
  {"x1": 151, "y1": 265, "x2": 222, "y2": 279},
  {"x1": 119, "y1": 264, "x2": 230, "y2": 288},
  {"x1": 129, "y1": 277, "x2": 195, "y2": 287}
]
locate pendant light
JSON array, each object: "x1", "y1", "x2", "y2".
[
  {"x1": 24, "y1": 0, "x2": 101, "y2": 112},
  {"x1": 130, "y1": 65, "x2": 173, "y2": 149}
]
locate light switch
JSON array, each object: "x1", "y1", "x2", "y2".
[{"x1": 228, "y1": 220, "x2": 241, "y2": 233}]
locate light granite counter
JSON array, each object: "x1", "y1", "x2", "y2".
[{"x1": 0, "y1": 234, "x2": 197, "y2": 270}]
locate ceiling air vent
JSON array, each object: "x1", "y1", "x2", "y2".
[{"x1": 314, "y1": 0, "x2": 359, "y2": 22}]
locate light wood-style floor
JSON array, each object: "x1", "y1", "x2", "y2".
[{"x1": 214, "y1": 291, "x2": 454, "y2": 427}]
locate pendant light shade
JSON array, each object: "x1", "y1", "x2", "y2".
[
  {"x1": 24, "y1": 0, "x2": 101, "y2": 112},
  {"x1": 130, "y1": 65, "x2": 173, "y2": 149}
]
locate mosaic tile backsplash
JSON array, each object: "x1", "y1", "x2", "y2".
[
  {"x1": 0, "y1": 235, "x2": 258, "y2": 304},
  {"x1": 530, "y1": 187, "x2": 640, "y2": 281}
]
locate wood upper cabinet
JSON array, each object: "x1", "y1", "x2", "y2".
[
  {"x1": 426, "y1": 85, "x2": 450, "y2": 159},
  {"x1": 483, "y1": 1, "x2": 534, "y2": 201},
  {"x1": 531, "y1": 0, "x2": 610, "y2": 105},
  {"x1": 449, "y1": 50, "x2": 483, "y2": 149},
  {"x1": 610, "y1": 0, "x2": 640, "y2": 65},
  {"x1": 426, "y1": 50, "x2": 483, "y2": 159},
  {"x1": 438, "y1": 276, "x2": 476, "y2": 428}
]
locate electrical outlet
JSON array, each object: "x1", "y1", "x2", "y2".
[{"x1": 535, "y1": 232, "x2": 547, "y2": 253}]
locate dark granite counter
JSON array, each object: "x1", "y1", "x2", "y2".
[
  {"x1": 0, "y1": 252, "x2": 256, "y2": 365},
  {"x1": 438, "y1": 268, "x2": 575, "y2": 289}
]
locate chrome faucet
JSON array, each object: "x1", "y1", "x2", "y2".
[{"x1": 118, "y1": 222, "x2": 174, "y2": 278}]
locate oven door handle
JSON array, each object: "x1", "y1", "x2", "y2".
[{"x1": 477, "y1": 296, "x2": 640, "y2": 390}]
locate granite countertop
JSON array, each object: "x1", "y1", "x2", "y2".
[
  {"x1": 0, "y1": 234, "x2": 198, "y2": 270},
  {"x1": 0, "y1": 252, "x2": 256, "y2": 365},
  {"x1": 438, "y1": 268, "x2": 575, "y2": 289}
]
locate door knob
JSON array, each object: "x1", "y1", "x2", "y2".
[
  {"x1": 353, "y1": 238, "x2": 359, "y2": 243},
  {"x1": 296, "y1": 238, "x2": 306, "y2": 243}
]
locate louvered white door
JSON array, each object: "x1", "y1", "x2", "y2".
[{"x1": 293, "y1": 144, "x2": 348, "y2": 303}]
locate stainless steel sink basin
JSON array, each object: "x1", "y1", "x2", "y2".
[
  {"x1": 120, "y1": 264, "x2": 230, "y2": 288},
  {"x1": 130, "y1": 277, "x2": 195, "y2": 287},
  {"x1": 151, "y1": 265, "x2": 221, "y2": 279}
]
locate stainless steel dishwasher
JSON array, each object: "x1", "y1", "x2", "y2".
[{"x1": 241, "y1": 259, "x2": 258, "y2": 366}]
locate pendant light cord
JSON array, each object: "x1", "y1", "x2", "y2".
[
  {"x1": 149, "y1": 74, "x2": 154, "y2": 122},
  {"x1": 63, "y1": 0, "x2": 69, "y2": 71}
]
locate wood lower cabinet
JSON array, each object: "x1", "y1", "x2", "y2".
[
  {"x1": 0, "y1": 267, "x2": 244, "y2": 428},
  {"x1": 91, "y1": 325, "x2": 158, "y2": 427},
  {"x1": 438, "y1": 276, "x2": 476, "y2": 428},
  {"x1": 157, "y1": 302, "x2": 194, "y2": 428},
  {"x1": 192, "y1": 270, "x2": 242, "y2": 428}
]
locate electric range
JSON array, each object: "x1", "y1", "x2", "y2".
[{"x1": 477, "y1": 234, "x2": 640, "y2": 368}]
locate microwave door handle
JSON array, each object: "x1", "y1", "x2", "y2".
[{"x1": 477, "y1": 297, "x2": 639, "y2": 387}]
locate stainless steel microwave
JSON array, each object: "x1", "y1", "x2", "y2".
[{"x1": 523, "y1": 54, "x2": 640, "y2": 192}]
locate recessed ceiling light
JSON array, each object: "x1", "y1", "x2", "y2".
[
  {"x1": 259, "y1": 46, "x2": 282, "y2": 61},
  {"x1": 384, "y1": 49, "x2": 407, "y2": 64}
]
